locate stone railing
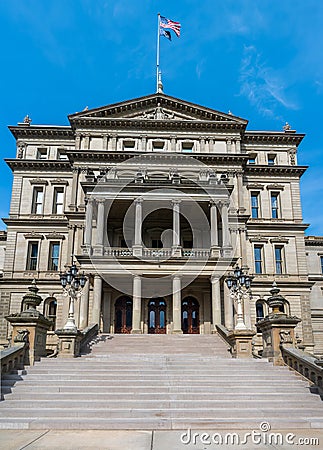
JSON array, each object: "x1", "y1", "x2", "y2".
[
  {"x1": 80, "y1": 323, "x2": 99, "y2": 354},
  {"x1": 281, "y1": 345, "x2": 323, "y2": 396},
  {"x1": 104, "y1": 247, "x2": 133, "y2": 257},
  {"x1": 216, "y1": 324, "x2": 256, "y2": 359},
  {"x1": 0, "y1": 343, "x2": 28, "y2": 375},
  {"x1": 103, "y1": 247, "x2": 211, "y2": 259},
  {"x1": 182, "y1": 249, "x2": 210, "y2": 258},
  {"x1": 143, "y1": 248, "x2": 172, "y2": 258}
]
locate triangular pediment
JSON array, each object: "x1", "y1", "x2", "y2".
[{"x1": 68, "y1": 93, "x2": 248, "y2": 126}]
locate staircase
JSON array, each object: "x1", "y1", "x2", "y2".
[{"x1": 0, "y1": 334, "x2": 322, "y2": 430}]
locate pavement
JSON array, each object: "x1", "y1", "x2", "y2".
[{"x1": 1, "y1": 428, "x2": 323, "y2": 450}]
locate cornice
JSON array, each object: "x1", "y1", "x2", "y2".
[
  {"x1": 5, "y1": 159, "x2": 71, "y2": 171},
  {"x1": 9, "y1": 125, "x2": 74, "y2": 140},
  {"x1": 305, "y1": 236, "x2": 323, "y2": 246},
  {"x1": 245, "y1": 165, "x2": 307, "y2": 176},
  {"x1": 66, "y1": 150, "x2": 249, "y2": 165},
  {"x1": 70, "y1": 117, "x2": 247, "y2": 132},
  {"x1": 2, "y1": 217, "x2": 69, "y2": 226},
  {"x1": 244, "y1": 131, "x2": 305, "y2": 145},
  {"x1": 247, "y1": 221, "x2": 309, "y2": 231}
]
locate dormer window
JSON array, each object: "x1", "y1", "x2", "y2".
[
  {"x1": 123, "y1": 140, "x2": 136, "y2": 151},
  {"x1": 182, "y1": 142, "x2": 194, "y2": 153},
  {"x1": 152, "y1": 141, "x2": 165, "y2": 151}
]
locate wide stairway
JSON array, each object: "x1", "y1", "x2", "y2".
[{"x1": 0, "y1": 334, "x2": 322, "y2": 430}]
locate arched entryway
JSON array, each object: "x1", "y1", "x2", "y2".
[
  {"x1": 182, "y1": 297, "x2": 200, "y2": 334},
  {"x1": 115, "y1": 296, "x2": 133, "y2": 333},
  {"x1": 148, "y1": 298, "x2": 167, "y2": 334}
]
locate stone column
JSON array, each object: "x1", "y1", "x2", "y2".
[
  {"x1": 132, "y1": 275, "x2": 142, "y2": 333},
  {"x1": 79, "y1": 280, "x2": 89, "y2": 329},
  {"x1": 224, "y1": 282, "x2": 234, "y2": 330},
  {"x1": 172, "y1": 275, "x2": 182, "y2": 333},
  {"x1": 210, "y1": 202, "x2": 220, "y2": 258},
  {"x1": 236, "y1": 172, "x2": 246, "y2": 214},
  {"x1": 93, "y1": 199, "x2": 105, "y2": 256},
  {"x1": 171, "y1": 136, "x2": 176, "y2": 152},
  {"x1": 83, "y1": 198, "x2": 94, "y2": 254},
  {"x1": 75, "y1": 134, "x2": 81, "y2": 150},
  {"x1": 172, "y1": 200, "x2": 182, "y2": 257},
  {"x1": 69, "y1": 167, "x2": 79, "y2": 211},
  {"x1": 102, "y1": 134, "x2": 108, "y2": 150},
  {"x1": 200, "y1": 137, "x2": 205, "y2": 153},
  {"x1": 211, "y1": 275, "x2": 221, "y2": 329},
  {"x1": 220, "y1": 201, "x2": 232, "y2": 256},
  {"x1": 133, "y1": 198, "x2": 143, "y2": 256},
  {"x1": 103, "y1": 290, "x2": 112, "y2": 333},
  {"x1": 92, "y1": 275, "x2": 102, "y2": 328}
]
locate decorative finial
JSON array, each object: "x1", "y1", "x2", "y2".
[
  {"x1": 157, "y1": 71, "x2": 164, "y2": 93},
  {"x1": 23, "y1": 115, "x2": 32, "y2": 125},
  {"x1": 283, "y1": 122, "x2": 291, "y2": 131}
]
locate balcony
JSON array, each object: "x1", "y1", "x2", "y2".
[{"x1": 86, "y1": 246, "x2": 212, "y2": 259}]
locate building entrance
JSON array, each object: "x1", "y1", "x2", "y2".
[
  {"x1": 182, "y1": 297, "x2": 200, "y2": 334},
  {"x1": 115, "y1": 296, "x2": 133, "y2": 333},
  {"x1": 148, "y1": 298, "x2": 167, "y2": 334}
]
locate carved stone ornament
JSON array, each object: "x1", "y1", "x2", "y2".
[
  {"x1": 140, "y1": 104, "x2": 175, "y2": 120},
  {"x1": 248, "y1": 235, "x2": 268, "y2": 242},
  {"x1": 45, "y1": 232, "x2": 65, "y2": 240},
  {"x1": 279, "y1": 329, "x2": 293, "y2": 344},
  {"x1": 266, "y1": 184, "x2": 284, "y2": 191},
  {"x1": 24, "y1": 232, "x2": 44, "y2": 239},
  {"x1": 50, "y1": 179, "x2": 69, "y2": 185},
  {"x1": 29, "y1": 178, "x2": 48, "y2": 185},
  {"x1": 14, "y1": 329, "x2": 30, "y2": 343}
]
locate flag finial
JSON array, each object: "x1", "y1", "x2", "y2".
[{"x1": 158, "y1": 71, "x2": 164, "y2": 93}]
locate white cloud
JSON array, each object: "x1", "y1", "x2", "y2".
[{"x1": 239, "y1": 45, "x2": 298, "y2": 118}]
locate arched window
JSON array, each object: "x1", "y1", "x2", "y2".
[{"x1": 44, "y1": 297, "x2": 57, "y2": 330}]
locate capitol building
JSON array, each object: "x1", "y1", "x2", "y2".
[{"x1": 0, "y1": 93, "x2": 322, "y2": 356}]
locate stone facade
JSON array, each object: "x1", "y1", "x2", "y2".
[{"x1": 0, "y1": 93, "x2": 321, "y2": 354}]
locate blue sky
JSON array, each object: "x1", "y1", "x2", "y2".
[{"x1": 0, "y1": 0, "x2": 322, "y2": 234}]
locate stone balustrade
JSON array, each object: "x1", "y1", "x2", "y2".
[{"x1": 281, "y1": 345, "x2": 323, "y2": 395}]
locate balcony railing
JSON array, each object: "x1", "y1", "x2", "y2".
[{"x1": 102, "y1": 247, "x2": 211, "y2": 259}]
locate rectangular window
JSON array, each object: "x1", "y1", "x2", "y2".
[
  {"x1": 248, "y1": 154, "x2": 257, "y2": 164},
  {"x1": 271, "y1": 192, "x2": 279, "y2": 218},
  {"x1": 123, "y1": 140, "x2": 136, "y2": 151},
  {"x1": 53, "y1": 187, "x2": 64, "y2": 214},
  {"x1": 268, "y1": 154, "x2": 276, "y2": 166},
  {"x1": 48, "y1": 242, "x2": 60, "y2": 271},
  {"x1": 152, "y1": 141, "x2": 165, "y2": 151},
  {"x1": 275, "y1": 246, "x2": 284, "y2": 274},
  {"x1": 320, "y1": 256, "x2": 323, "y2": 274},
  {"x1": 182, "y1": 142, "x2": 193, "y2": 153},
  {"x1": 251, "y1": 192, "x2": 259, "y2": 218},
  {"x1": 37, "y1": 148, "x2": 48, "y2": 159},
  {"x1": 32, "y1": 187, "x2": 44, "y2": 214},
  {"x1": 57, "y1": 151, "x2": 68, "y2": 160},
  {"x1": 27, "y1": 242, "x2": 39, "y2": 270},
  {"x1": 254, "y1": 245, "x2": 263, "y2": 274}
]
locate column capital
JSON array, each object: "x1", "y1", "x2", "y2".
[
  {"x1": 172, "y1": 274, "x2": 182, "y2": 281},
  {"x1": 210, "y1": 274, "x2": 221, "y2": 283},
  {"x1": 85, "y1": 196, "x2": 95, "y2": 205},
  {"x1": 171, "y1": 199, "x2": 182, "y2": 206},
  {"x1": 134, "y1": 197, "x2": 143, "y2": 204},
  {"x1": 95, "y1": 198, "x2": 105, "y2": 205}
]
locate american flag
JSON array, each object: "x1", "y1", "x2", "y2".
[{"x1": 160, "y1": 16, "x2": 181, "y2": 37}]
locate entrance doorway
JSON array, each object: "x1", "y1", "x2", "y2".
[
  {"x1": 148, "y1": 298, "x2": 167, "y2": 334},
  {"x1": 115, "y1": 296, "x2": 133, "y2": 333},
  {"x1": 182, "y1": 297, "x2": 200, "y2": 334}
]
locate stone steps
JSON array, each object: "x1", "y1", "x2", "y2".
[{"x1": 0, "y1": 333, "x2": 322, "y2": 430}]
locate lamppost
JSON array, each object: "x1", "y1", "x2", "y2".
[
  {"x1": 60, "y1": 262, "x2": 87, "y2": 332},
  {"x1": 225, "y1": 265, "x2": 252, "y2": 330}
]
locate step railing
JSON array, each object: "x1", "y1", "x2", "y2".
[
  {"x1": 281, "y1": 345, "x2": 323, "y2": 396},
  {"x1": 0, "y1": 343, "x2": 28, "y2": 375}
]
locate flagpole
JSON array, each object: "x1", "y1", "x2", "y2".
[{"x1": 156, "y1": 13, "x2": 160, "y2": 93}]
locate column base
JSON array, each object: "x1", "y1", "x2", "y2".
[
  {"x1": 171, "y1": 246, "x2": 182, "y2": 257},
  {"x1": 222, "y1": 246, "x2": 233, "y2": 258},
  {"x1": 131, "y1": 329, "x2": 142, "y2": 334},
  {"x1": 81, "y1": 244, "x2": 92, "y2": 256},
  {"x1": 210, "y1": 246, "x2": 220, "y2": 258},
  {"x1": 93, "y1": 244, "x2": 104, "y2": 256},
  {"x1": 132, "y1": 245, "x2": 143, "y2": 257},
  {"x1": 172, "y1": 329, "x2": 183, "y2": 334}
]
